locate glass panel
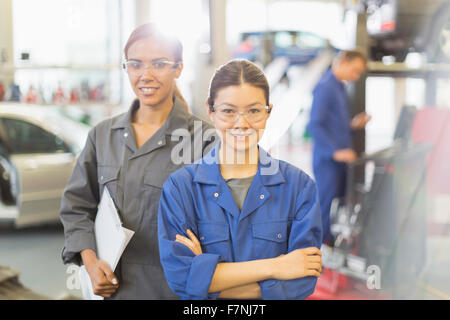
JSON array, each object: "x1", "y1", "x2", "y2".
[
  {"x1": 405, "y1": 78, "x2": 425, "y2": 108},
  {"x1": 365, "y1": 77, "x2": 396, "y2": 153},
  {"x1": 436, "y1": 78, "x2": 450, "y2": 108},
  {"x1": 11, "y1": 0, "x2": 122, "y2": 106},
  {"x1": 297, "y1": 32, "x2": 327, "y2": 48},
  {"x1": 1, "y1": 118, "x2": 70, "y2": 154}
]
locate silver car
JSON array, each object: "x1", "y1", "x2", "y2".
[{"x1": 0, "y1": 103, "x2": 90, "y2": 228}]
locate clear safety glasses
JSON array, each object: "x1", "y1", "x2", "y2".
[
  {"x1": 211, "y1": 104, "x2": 271, "y2": 123},
  {"x1": 122, "y1": 59, "x2": 179, "y2": 77}
]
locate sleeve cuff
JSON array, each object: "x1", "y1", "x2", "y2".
[
  {"x1": 258, "y1": 279, "x2": 285, "y2": 300},
  {"x1": 258, "y1": 277, "x2": 317, "y2": 300},
  {"x1": 62, "y1": 231, "x2": 97, "y2": 266},
  {"x1": 185, "y1": 253, "x2": 221, "y2": 299}
]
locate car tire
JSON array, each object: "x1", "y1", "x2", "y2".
[{"x1": 427, "y1": 3, "x2": 450, "y2": 63}]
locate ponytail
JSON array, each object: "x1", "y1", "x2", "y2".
[{"x1": 173, "y1": 82, "x2": 190, "y2": 113}]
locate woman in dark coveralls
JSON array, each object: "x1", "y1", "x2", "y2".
[{"x1": 60, "y1": 23, "x2": 216, "y2": 299}]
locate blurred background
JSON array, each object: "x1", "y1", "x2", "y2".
[{"x1": 0, "y1": 0, "x2": 449, "y2": 300}]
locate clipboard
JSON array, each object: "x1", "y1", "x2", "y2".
[{"x1": 79, "y1": 187, "x2": 134, "y2": 300}]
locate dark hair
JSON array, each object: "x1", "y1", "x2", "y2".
[
  {"x1": 334, "y1": 49, "x2": 368, "y2": 66},
  {"x1": 124, "y1": 23, "x2": 187, "y2": 106},
  {"x1": 124, "y1": 23, "x2": 183, "y2": 62},
  {"x1": 207, "y1": 59, "x2": 270, "y2": 110}
]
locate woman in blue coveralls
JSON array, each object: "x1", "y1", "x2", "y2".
[{"x1": 158, "y1": 59, "x2": 323, "y2": 299}]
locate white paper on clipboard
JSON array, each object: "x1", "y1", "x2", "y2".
[{"x1": 79, "y1": 187, "x2": 134, "y2": 300}]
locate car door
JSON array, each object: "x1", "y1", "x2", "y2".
[{"x1": 0, "y1": 117, "x2": 76, "y2": 227}]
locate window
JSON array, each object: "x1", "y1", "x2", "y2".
[
  {"x1": 297, "y1": 33, "x2": 327, "y2": 49},
  {"x1": 0, "y1": 118, "x2": 71, "y2": 154},
  {"x1": 12, "y1": 0, "x2": 123, "y2": 106},
  {"x1": 274, "y1": 32, "x2": 295, "y2": 48}
]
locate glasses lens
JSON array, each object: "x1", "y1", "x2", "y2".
[
  {"x1": 125, "y1": 61, "x2": 143, "y2": 75},
  {"x1": 246, "y1": 106, "x2": 266, "y2": 122},
  {"x1": 215, "y1": 106, "x2": 237, "y2": 122},
  {"x1": 125, "y1": 60, "x2": 176, "y2": 77},
  {"x1": 125, "y1": 61, "x2": 144, "y2": 73}
]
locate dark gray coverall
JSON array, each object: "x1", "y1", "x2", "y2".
[{"x1": 60, "y1": 96, "x2": 216, "y2": 299}]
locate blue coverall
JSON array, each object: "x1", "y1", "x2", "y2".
[
  {"x1": 158, "y1": 144, "x2": 322, "y2": 299},
  {"x1": 307, "y1": 68, "x2": 353, "y2": 243}
]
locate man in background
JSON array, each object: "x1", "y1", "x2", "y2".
[{"x1": 307, "y1": 49, "x2": 371, "y2": 243}]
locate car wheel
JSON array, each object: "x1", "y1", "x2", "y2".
[
  {"x1": 437, "y1": 19, "x2": 450, "y2": 61},
  {"x1": 427, "y1": 3, "x2": 450, "y2": 63}
]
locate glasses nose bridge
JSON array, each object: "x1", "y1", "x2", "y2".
[
  {"x1": 140, "y1": 63, "x2": 157, "y2": 78},
  {"x1": 233, "y1": 110, "x2": 251, "y2": 124}
]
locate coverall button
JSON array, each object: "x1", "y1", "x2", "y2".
[
  {"x1": 158, "y1": 140, "x2": 163, "y2": 145},
  {"x1": 214, "y1": 192, "x2": 219, "y2": 198},
  {"x1": 260, "y1": 194, "x2": 265, "y2": 199},
  {"x1": 277, "y1": 233, "x2": 282, "y2": 239},
  {"x1": 124, "y1": 132, "x2": 128, "y2": 138}
]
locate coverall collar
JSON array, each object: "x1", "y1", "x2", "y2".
[
  {"x1": 193, "y1": 142, "x2": 285, "y2": 187},
  {"x1": 193, "y1": 143, "x2": 285, "y2": 219},
  {"x1": 110, "y1": 96, "x2": 190, "y2": 156},
  {"x1": 111, "y1": 95, "x2": 189, "y2": 133}
]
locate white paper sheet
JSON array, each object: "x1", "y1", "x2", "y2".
[{"x1": 79, "y1": 187, "x2": 134, "y2": 300}]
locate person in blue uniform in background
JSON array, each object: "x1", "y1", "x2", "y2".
[
  {"x1": 307, "y1": 49, "x2": 371, "y2": 244},
  {"x1": 158, "y1": 59, "x2": 322, "y2": 300}
]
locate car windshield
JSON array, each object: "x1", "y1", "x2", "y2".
[{"x1": 274, "y1": 31, "x2": 326, "y2": 49}]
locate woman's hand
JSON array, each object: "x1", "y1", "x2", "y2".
[
  {"x1": 271, "y1": 247, "x2": 322, "y2": 280},
  {"x1": 81, "y1": 249, "x2": 119, "y2": 298},
  {"x1": 175, "y1": 229, "x2": 203, "y2": 256}
]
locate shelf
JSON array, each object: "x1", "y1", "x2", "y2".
[
  {"x1": 367, "y1": 61, "x2": 450, "y2": 77},
  {"x1": 0, "y1": 64, "x2": 121, "y2": 72},
  {"x1": 0, "y1": 101, "x2": 121, "y2": 108}
]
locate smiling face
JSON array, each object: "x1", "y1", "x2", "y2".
[
  {"x1": 125, "y1": 36, "x2": 183, "y2": 108},
  {"x1": 208, "y1": 83, "x2": 271, "y2": 155}
]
